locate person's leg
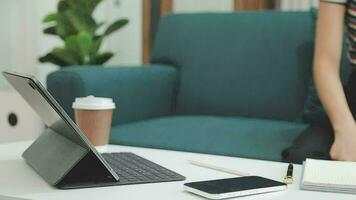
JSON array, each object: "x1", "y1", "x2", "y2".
[{"x1": 282, "y1": 119, "x2": 334, "y2": 164}]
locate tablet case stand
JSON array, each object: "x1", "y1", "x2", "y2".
[{"x1": 22, "y1": 127, "x2": 117, "y2": 189}]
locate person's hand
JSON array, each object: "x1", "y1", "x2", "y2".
[{"x1": 330, "y1": 124, "x2": 356, "y2": 161}]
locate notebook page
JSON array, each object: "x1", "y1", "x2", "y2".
[{"x1": 303, "y1": 159, "x2": 356, "y2": 187}]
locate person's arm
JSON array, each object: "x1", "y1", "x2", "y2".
[{"x1": 314, "y1": 1, "x2": 356, "y2": 161}]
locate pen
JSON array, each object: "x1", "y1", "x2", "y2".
[
  {"x1": 284, "y1": 163, "x2": 293, "y2": 184},
  {"x1": 188, "y1": 160, "x2": 250, "y2": 177}
]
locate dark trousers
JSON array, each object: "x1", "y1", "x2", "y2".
[{"x1": 282, "y1": 71, "x2": 356, "y2": 164}]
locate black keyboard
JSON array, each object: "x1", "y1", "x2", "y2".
[{"x1": 101, "y1": 152, "x2": 185, "y2": 184}]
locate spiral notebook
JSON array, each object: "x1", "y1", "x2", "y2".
[{"x1": 301, "y1": 158, "x2": 356, "y2": 194}]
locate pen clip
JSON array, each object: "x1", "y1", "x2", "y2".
[
  {"x1": 284, "y1": 176, "x2": 293, "y2": 184},
  {"x1": 284, "y1": 163, "x2": 294, "y2": 184}
]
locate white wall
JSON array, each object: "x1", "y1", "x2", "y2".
[
  {"x1": 103, "y1": 0, "x2": 142, "y2": 66},
  {"x1": 276, "y1": 0, "x2": 318, "y2": 10},
  {"x1": 0, "y1": 1, "x2": 16, "y2": 91},
  {"x1": 174, "y1": 0, "x2": 234, "y2": 13},
  {"x1": 173, "y1": 0, "x2": 319, "y2": 13},
  {"x1": 0, "y1": 0, "x2": 40, "y2": 91}
]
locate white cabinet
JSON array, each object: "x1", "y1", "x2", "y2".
[{"x1": 0, "y1": 92, "x2": 43, "y2": 143}]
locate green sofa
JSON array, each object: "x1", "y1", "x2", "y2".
[{"x1": 46, "y1": 11, "x2": 350, "y2": 162}]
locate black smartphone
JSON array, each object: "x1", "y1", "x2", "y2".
[{"x1": 184, "y1": 176, "x2": 286, "y2": 199}]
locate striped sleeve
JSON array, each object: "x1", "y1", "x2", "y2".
[{"x1": 320, "y1": 0, "x2": 347, "y2": 3}]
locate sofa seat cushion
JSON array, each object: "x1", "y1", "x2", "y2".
[{"x1": 110, "y1": 116, "x2": 307, "y2": 161}]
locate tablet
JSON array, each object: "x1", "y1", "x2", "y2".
[{"x1": 184, "y1": 176, "x2": 286, "y2": 199}]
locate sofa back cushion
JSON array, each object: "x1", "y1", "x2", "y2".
[{"x1": 151, "y1": 11, "x2": 315, "y2": 121}]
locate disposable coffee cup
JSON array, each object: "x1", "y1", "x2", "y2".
[{"x1": 72, "y1": 95, "x2": 115, "y2": 146}]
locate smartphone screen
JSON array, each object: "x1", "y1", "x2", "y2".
[{"x1": 184, "y1": 176, "x2": 286, "y2": 194}]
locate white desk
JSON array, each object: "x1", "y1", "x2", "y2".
[{"x1": 0, "y1": 141, "x2": 354, "y2": 200}]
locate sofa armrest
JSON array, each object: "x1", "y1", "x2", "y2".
[{"x1": 47, "y1": 65, "x2": 177, "y2": 125}]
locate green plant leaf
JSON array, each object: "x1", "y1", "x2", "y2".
[
  {"x1": 39, "y1": 53, "x2": 68, "y2": 67},
  {"x1": 86, "y1": 0, "x2": 102, "y2": 14},
  {"x1": 65, "y1": 32, "x2": 93, "y2": 64},
  {"x1": 50, "y1": 47, "x2": 80, "y2": 66},
  {"x1": 55, "y1": 14, "x2": 78, "y2": 39},
  {"x1": 40, "y1": 0, "x2": 123, "y2": 67},
  {"x1": 64, "y1": 10, "x2": 97, "y2": 34},
  {"x1": 58, "y1": 0, "x2": 69, "y2": 12},
  {"x1": 39, "y1": 47, "x2": 80, "y2": 67},
  {"x1": 104, "y1": 19, "x2": 129, "y2": 36},
  {"x1": 65, "y1": 0, "x2": 102, "y2": 14},
  {"x1": 57, "y1": 0, "x2": 98, "y2": 34},
  {"x1": 43, "y1": 13, "x2": 57, "y2": 23},
  {"x1": 96, "y1": 22, "x2": 105, "y2": 29},
  {"x1": 91, "y1": 35, "x2": 103, "y2": 55},
  {"x1": 56, "y1": 0, "x2": 97, "y2": 37},
  {"x1": 92, "y1": 52, "x2": 113, "y2": 64},
  {"x1": 43, "y1": 26, "x2": 57, "y2": 35}
]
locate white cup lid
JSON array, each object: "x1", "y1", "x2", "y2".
[{"x1": 72, "y1": 95, "x2": 116, "y2": 110}]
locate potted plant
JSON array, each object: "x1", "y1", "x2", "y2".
[{"x1": 39, "y1": 0, "x2": 129, "y2": 67}]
